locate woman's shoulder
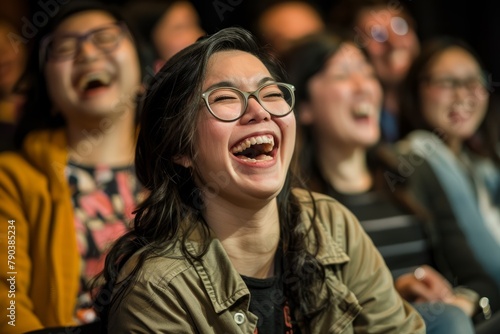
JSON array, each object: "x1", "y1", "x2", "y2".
[
  {"x1": 396, "y1": 129, "x2": 452, "y2": 163},
  {"x1": 117, "y1": 247, "x2": 195, "y2": 290},
  {"x1": 292, "y1": 188, "x2": 365, "y2": 253},
  {"x1": 293, "y1": 187, "x2": 356, "y2": 220}
]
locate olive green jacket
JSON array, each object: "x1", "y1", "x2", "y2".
[{"x1": 108, "y1": 189, "x2": 425, "y2": 333}]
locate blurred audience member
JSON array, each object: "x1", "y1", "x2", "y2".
[
  {"x1": 0, "y1": 2, "x2": 143, "y2": 333},
  {"x1": 124, "y1": 0, "x2": 204, "y2": 73},
  {"x1": 285, "y1": 32, "x2": 500, "y2": 333},
  {"x1": 330, "y1": 0, "x2": 420, "y2": 142},
  {"x1": 0, "y1": 18, "x2": 27, "y2": 152},
  {"x1": 399, "y1": 37, "x2": 500, "y2": 291},
  {"x1": 254, "y1": 0, "x2": 325, "y2": 57},
  {"x1": 152, "y1": 1, "x2": 204, "y2": 66}
]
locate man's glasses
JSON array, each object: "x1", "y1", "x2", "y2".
[
  {"x1": 40, "y1": 22, "x2": 128, "y2": 66},
  {"x1": 201, "y1": 82, "x2": 295, "y2": 122},
  {"x1": 370, "y1": 16, "x2": 410, "y2": 43}
]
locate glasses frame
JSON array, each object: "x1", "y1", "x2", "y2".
[
  {"x1": 201, "y1": 82, "x2": 296, "y2": 122},
  {"x1": 370, "y1": 16, "x2": 410, "y2": 43},
  {"x1": 39, "y1": 22, "x2": 128, "y2": 67},
  {"x1": 421, "y1": 73, "x2": 489, "y2": 93}
]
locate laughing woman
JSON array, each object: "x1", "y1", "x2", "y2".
[
  {"x1": 98, "y1": 27, "x2": 424, "y2": 333},
  {"x1": 398, "y1": 37, "x2": 500, "y2": 298}
]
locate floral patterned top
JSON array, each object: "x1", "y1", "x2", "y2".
[{"x1": 66, "y1": 161, "x2": 142, "y2": 324}]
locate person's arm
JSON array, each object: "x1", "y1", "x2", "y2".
[
  {"x1": 335, "y1": 205, "x2": 426, "y2": 333},
  {"x1": 0, "y1": 154, "x2": 44, "y2": 334},
  {"x1": 407, "y1": 158, "x2": 500, "y2": 315},
  {"x1": 108, "y1": 277, "x2": 198, "y2": 334}
]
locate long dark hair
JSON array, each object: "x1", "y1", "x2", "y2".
[
  {"x1": 96, "y1": 27, "x2": 329, "y2": 330},
  {"x1": 399, "y1": 36, "x2": 500, "y2": 165},
  {"x1": 282, "y1": 32, "x2": 344, "y2": 184},
  {"x1": 13, "y1": 0, "x2": 145, "y2": 149},
  {"x1": 284, "y1": 32, "x2": 431, "y2": 215}
]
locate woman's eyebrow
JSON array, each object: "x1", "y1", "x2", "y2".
[
  {"x1": 204, "y1": 77, "x2": 276, "y2": 92},
  {"x1": 204, "y1": 81, "x2": 234, "y2": 91},
  {"x1": 257, "y1": 76, "x2": 276, "y2": 86}
]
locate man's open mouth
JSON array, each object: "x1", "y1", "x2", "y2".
[{"x1": 76, "y1": 71, "x2": 113, "y2": 94}]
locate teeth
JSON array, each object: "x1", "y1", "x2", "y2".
[
  {"x1": 238, "y1": 155, "x2": 274, "y2": 163},
  {"x1": 231, "y1": 135, "x2": 274, "y2": 154},
  {"x1": 353, "y1": 103, "x2": 373, "y2": 117},
  {"x1": 78, "y1": 72, "x2": 112, "y2": 91}
]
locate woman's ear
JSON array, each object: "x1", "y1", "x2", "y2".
[
  {"x1": 298, "y1": 101, "x2": 315, "y2": 125},
  {"x1": 174, "y1": 155, "x2": 192, "y2": 168}
]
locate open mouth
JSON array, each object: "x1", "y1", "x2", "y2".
[
  {"x1": 352, "y1": 103, "x2": 375, "y2": 121},
  {"x1": 231, "y1": 134, "x2": 275, "y2": 162},
  {"x1": 76, "y1": 72, "x2": 113, "y2": 95},
  {"x1": 449, "y1": 102, "x2": 475, "y2": 123},
  {"x1": 449, "y1": 110, "x2": 472, "y2": 123}
]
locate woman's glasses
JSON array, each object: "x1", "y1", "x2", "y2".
[
  {"x1": 201, "y1": 82, "x2": 295, "y2": 122},
  {"x1": 422, "y1": 74, "x2": 488, "y2": 94}
]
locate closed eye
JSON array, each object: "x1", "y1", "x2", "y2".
[
  {"x1": 211, "y1": 94, "x2": 239, "y2": 103},
  {"x1": 262, "y1": 92, "x2": 284, "y2": 101}
]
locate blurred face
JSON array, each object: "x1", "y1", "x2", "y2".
[
  {"x1": 0, "y1": 22, "x2": 26, "y2": 97},
  {"x1": 44, "y1": 11, "x2": 141, "y2": 124},
  {"x1": 419, "y1": 47, "x2": 488, "y2": 142},
  {"x1": 152, "y1": 1, "x2": 205, "y2": 61},
  {"x1": 303, "y1": 43, "x2": 383, "y2": 148},
  {"x1": 190, "y1": 50, "x2": 296, "y2": 204},
  {"x1": 258, "y1": 2, "x2": 324, "y2": 55},
  {"x1": 356, "y1": 8, "x2": 419, "y2": 87}
]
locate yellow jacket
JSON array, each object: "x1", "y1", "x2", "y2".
[{"x1": 0, "y1": 129, "x2": 80, "y2": 333}]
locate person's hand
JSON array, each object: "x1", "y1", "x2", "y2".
[
  {"x1": 395, "y1": 265, "x2": 454, "y2": 303},
  {"x1": 395, "y1": 265, "x2": 476, "y2": 316},
  {"x1": 447, "y1": 295, "x2": 475, "y2": 317}
]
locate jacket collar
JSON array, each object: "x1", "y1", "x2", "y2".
[
  {"x1": 294, "y1": 187, "x2": 351, "y2": 266},
  {"x1": 184, "y1": 202, "x2": 351, "y2": 315},
  {"x1": 309, "y1": 214, "x2": 351, "y2": 266},
  {"x1": 185, "y1": 229, "x2": 251, "y2": 314},
  {"x1": 22, "y1": 128, "x2": 70, "y2": 201}
]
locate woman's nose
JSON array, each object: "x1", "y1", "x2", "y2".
[{"x1": 239, "y1": 97, "x2": 270, "y2": 123}]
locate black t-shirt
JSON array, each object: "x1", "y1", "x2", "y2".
[{"x1": 241, "y1": 250, "x2": 299, "y2": 334}]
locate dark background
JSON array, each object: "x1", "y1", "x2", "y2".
[
  {"x1": 190, "y1": 0, "x2": 500, "y2": 91},
  {"x1": 3, "y1": 0, "x2": 500, "y2": 90}
]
